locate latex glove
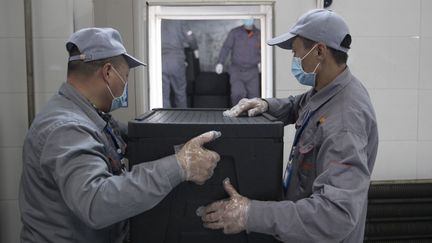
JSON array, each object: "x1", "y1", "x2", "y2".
[
  {"x1": 175, "y1": 131, "x2": 221, "y2": 185},
  {"x1": 194, "y1": 50, "x2": 199, "y2": 59},
  {"x1": 200, "y1": 178, "x2": 250, "y2": 234},
  {"x1": 223, "y1": 98, "x2": 268, "y2": 117},
  {"x1": 257, "y1": 62, "x2": 261, "y2": 73},
  {"x1": 215, "y1": 63, "x2": 223, "y2": 74}
]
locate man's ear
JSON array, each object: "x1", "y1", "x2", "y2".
[
  {"x1": 101, "y1": 63, "x2": 113, "y2": 83},
  {"x1": 316, "y1": 43, "x2": 327, "y2": 60}
]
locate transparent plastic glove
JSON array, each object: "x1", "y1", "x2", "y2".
[
  {"x1": 223, "y1": 98, "x2": 268, "y2": 117},
  {"x1": 194, "y1": 50, "x2": 199, "y2": 59},
  {"x1": 201, "y1": 178, "x2": 250, "y2": 234},
  {"x1": 215, "y1": 63, "x2": 223, "y2": 74},
  {"x1": 175, "y1": 131, "x2": 221, "y2": 185}
]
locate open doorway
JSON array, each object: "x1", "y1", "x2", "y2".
[{"x1": 140, "y1": 3, "x2": 274, "y2": 109}]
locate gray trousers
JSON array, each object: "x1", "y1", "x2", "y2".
[
  {"x1": 162, "y1": 54, "x2": 187, "y2": 108},
  {"x1": 229, "y1": 65, "x2": 260, "y2": 106}
]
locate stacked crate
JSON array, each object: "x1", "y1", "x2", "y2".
[{"x1": 365, "y1": 181, "x2": 432, "y2": 242}]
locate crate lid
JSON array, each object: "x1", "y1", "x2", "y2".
[{"x1": 128, "y1": 108, "x2": 284, "y2": 138}]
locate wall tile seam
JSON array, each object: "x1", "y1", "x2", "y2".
[
  {"x1": 0, "y1": 36, "x2": 25, "y2": 39},
  {"x1": 378, "y1": 139, "x2": 428, "y2": 142},
  {"x1": 364, "y1": 88, "x2": 424, "y2": 91},
  {"x1": 0, "y1": 92, "x2": 28, "y2": 94},
  {"x1": 0, "y1": 197, "x2": 21, "y2": 201},
  {"x1": 29, "y1": 91, "x2": 59, "y2": 94},
  {"x1": 0, "y1": 199, "x2": 19, "y2": 202},
  {"x1": 31, "y1": 37, "x2": 70, "y2": 40},
  {"x1": 353, "y1": 36, "x2": 423, "y2": 38},
  {"x1": 0, "y1": 146, "x2": 23, "y2": 148},
  {"x1": 276, "y1": 88, "x2": 431, "y2": 92}
]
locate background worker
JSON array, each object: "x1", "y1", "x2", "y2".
[
  {"x1": 201, "y1": 9, "x2": 378, "y2": 243},
  {"x1": 162, "y1": 20, "x2": 199, "y2": 108},
  {"x1": 215, "y1": 19, "x2": 261, "y2": 106},
  {"x1": 19, "y1": 27, "x2": 219, "y2": 243}
]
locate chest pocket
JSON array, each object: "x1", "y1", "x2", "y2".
[
  {"x1": 295, "y1": 141, "x2": 316, "y2": 195},
  {"x1": 102, "y1": 131, "x2": 125, "y2": 176}
]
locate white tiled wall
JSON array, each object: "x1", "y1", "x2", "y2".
[
  {"x1": 275, "y1": 0, "x2": 432, "y2": 181},
  {"x1": 369, "y1": 90, "x2": 418, "y2": 141},
  {"x1": 0, "y1": 0, "x2": 26, "y2": 240},
  {"x1": 0, "y1": 200, "x2": 21, "y2": 243},
  {"x1": 350, "y1": 37, "x2": 420, "y2": 90},
  {"x1": 417, "y1": 141, "x2": 432, "y2": 179},
  {"x1": 1, "y1": 0, "x2": 432, "y2": 242},
  {"x1": 0, "y1": 0, "x2": 83, "y2": 241}
]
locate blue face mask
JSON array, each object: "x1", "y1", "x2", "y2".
[
  {"x1": 291, "y1": 44, "x2": 320, "y2": 87},
  {"x1": 107, "y1": 67, "x2": 128, "y2": 112},
  {"x1": 242, "y1": 19, "x2": 254, "y2": 26}
]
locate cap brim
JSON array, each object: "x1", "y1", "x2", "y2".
[
  {"x1": 267, "y1": 32, "x2": 296, "y2": 50},
  {"x1": 123, "y1": 53, "x2": 146, "y2": 68}
]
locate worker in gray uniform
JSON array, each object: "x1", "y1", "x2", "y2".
[
  {"x1": 215, "y1": 19, "x2": 261, "y2": 106},
  {"x1": 201, "y1": 9, "x2": 378, "y2": 243},
  {"x1": 19, "y1": 27, "x2": 220, "y2": 243},
  {"x1": 162, "y1": 20, "x2": 199, "y2": 108}
]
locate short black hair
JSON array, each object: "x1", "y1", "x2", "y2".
[
  {"x1": 67, "y1": 44, "x2": 125, "y2": 77},
  {"x1": 299, "y1": 36, "x2": 349, "y2": 65}
]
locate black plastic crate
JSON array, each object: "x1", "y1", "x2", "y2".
[
  {"x1": 128, "y1": 108, "x2": 284, "y2": 243},
  {"x1": 192, "y1": 95, "x2": 230, "y2": 108},
  {"x1": 194, "y1": 72, "x2": 230, "y2": 96}
]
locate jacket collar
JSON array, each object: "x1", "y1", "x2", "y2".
[
  {"x1": 59, "y1": 82, "x2": 108, "y2": 131},
  {"x1": 305, "y1": 66, "x2": 352, "y2": 113}
]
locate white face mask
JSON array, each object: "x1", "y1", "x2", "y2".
[
  {"x1": 106, "y1": 67, "x2": 128, "y2": 112},
  {"x1": 291, "y1": 44, "x2": 320, "y2": 87}
]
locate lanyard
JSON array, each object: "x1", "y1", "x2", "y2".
[
  {"x1": 283, "y1": 109, "x2": 316, "y2": 191},
  {"x1": 104, "y1": 126, "x2": 123, "y2": 155},
  {"x1": 59, "y1": 90, "x2": 126, "y2": 175},
  {"x1": 104, "y1": 125, "x2": 127, "y2": 175},
  {"x1": 282, "y1": 91, "x2": 335, "y2": 191}
]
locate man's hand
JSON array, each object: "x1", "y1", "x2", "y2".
[
  {"x1": 175, "y1": 131, "x2": 221, "y2": 185},
  {"x1": 223, "y1": 98, "x2": 268, "y2": 117},
  {"x1": 215, "y1": 63, "x2": 223, "y2": 74},
  {"x1": 200, "y1": 178, "x2": 250, "y2": 234}
]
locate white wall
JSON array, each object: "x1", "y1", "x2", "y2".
[
  {"x1": 273, "y1": 0, "x2": 432, "y2": 181},
  {"x1": 0, "y1": 2, "x2": 27, "y2": 241},
  {"x1": 0, "y1": 0, "x2": 92, "y2": 242},
  {"x1": 333, "y1": 0, "x2": 432, "y2": 181},
  {"x1": 0, "y1": 0, "x2": 431, "y2": 242}
]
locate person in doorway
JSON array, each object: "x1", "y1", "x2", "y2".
[
  {"x1": 201, "y1": 9, "x2": 378, "y2": 243},
  {"x1": 19, "y1": 27, "x2": 220, "y2": 243},
  {"x1": 161, "y1": 20, "x2": 199, "y2": 108},
  {"x1": 215, "y1": 18, "x2": 261, "y2": 106}
]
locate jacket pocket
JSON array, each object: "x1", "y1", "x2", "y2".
[{"x1": 296, "y1": 142, "x2": 316, "y2": 193}]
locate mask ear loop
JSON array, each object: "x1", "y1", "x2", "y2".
[
  {"x1": 106, "y1": 66, "x2": 127, "y2": 99},
  {"x1": 301, "y1": 44, "x2": 320, "y2": 74},
  {"x1": 106, "y1": 83, "x2": 116, "y2": 99},
  {"x1": 312, "y1": 43, "x2": 324, "y2": 73},
  {"x1": 111, "y1": 66, "x2": 126, "y2": 86},
  {"x1": 312, "y1": 62, "x2": 320, "y2": 73},
  {"x1": 301, "y1": 44, "x2": 318, "y2": 61}
]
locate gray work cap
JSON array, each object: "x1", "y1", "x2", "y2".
[
  {"x1": 66, "y1": 27, "x2": 146, "y2": 68},
  {"x1": 267, "y1": 9, "x2": 351, "y2": 53}
]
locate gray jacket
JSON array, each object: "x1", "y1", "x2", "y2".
[
  {"x1": 161, "y1": 20, "x2": 198, "y2": 57},
  {"x1": 247, "y1": 67, "x2": 378, "y2": 243},
  {"x1": 217, "y1": 25, "x2": 261, "y2": 69},
  {"x1": 19, "y1": 82, "x2": 184, "y2": 243}
]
